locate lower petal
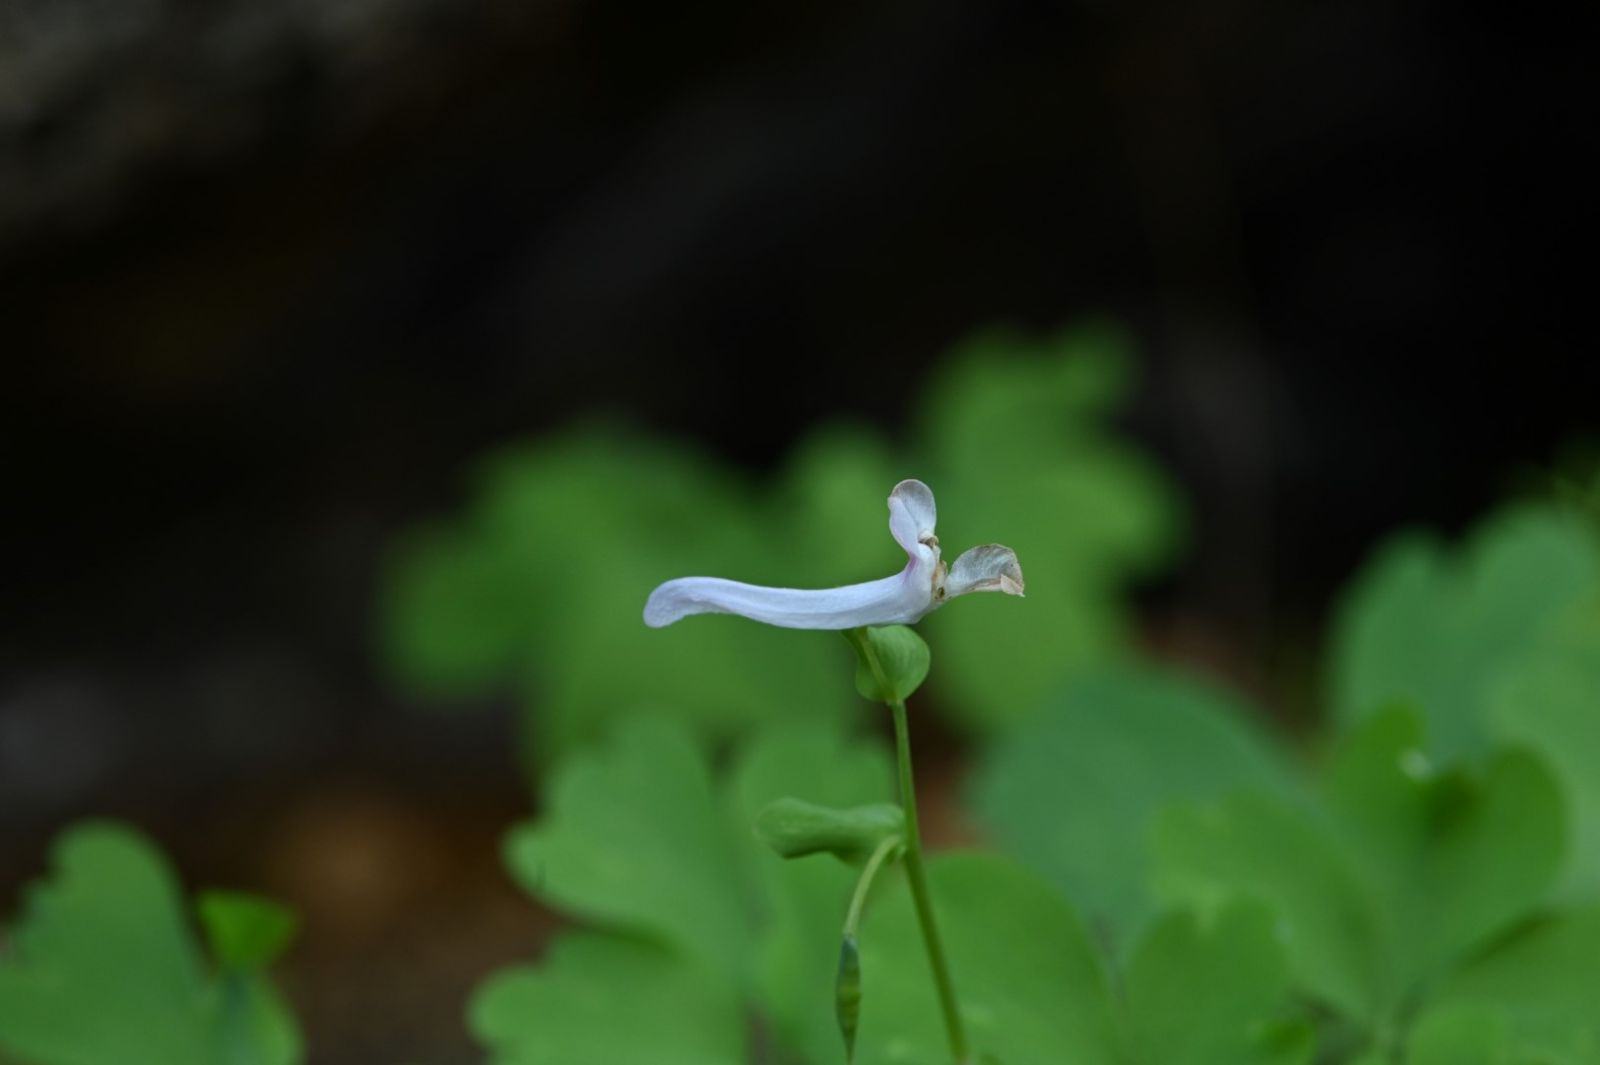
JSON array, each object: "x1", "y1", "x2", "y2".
[{"x1": 644, "y1": 568, "x2": 934, "y2": 630}]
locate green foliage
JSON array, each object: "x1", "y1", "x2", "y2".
[
  {"x1": 1488, "y1": 638, "x2": 1600, "y2": 898},
  {"x1": 366, "y1": 332, "x2": 1594, "y2": 1062},
  {"x1": 1155, "y1": 708, "x2": 1566, "y2": 1046},
  {"x1": 1414, "y1": 905, "x2": 1600, "y2": 1063},
  {"x1": 1122, "y1": 900, "x2": 1314, "y2": 1065},
  {"x1": 0, "y1": 822, "x2": 301, "y2": 1065},
  {"x1": 856, "y1": 856, "x2": 1308, "y2": 1065},
  {"x1": 380, "y1": 325, "x2": 1182, "y2": 761},
  {"x1": 1155, "y1": 793, "x2": 1382, "y2": 1024},
  {"x1": 470, "y1": 936, "x2": 743, "y2": 1065},
  {"x1": 968, "y1": 663, "x2": 1297, "y2": 945},
  {"x1": 463, "y1": 482, "x2": 1599, "y2": 1065},
  {"x1": 846, "y1": 625, "x2": 931, "y2": 705},
  {"x1": 1321, "y1": 711, "x2": 1566, "y2": 1000},
  {"x1": 382, "y1": 370, "x2": 1591, "y2": 1064},
  {"x1": 381, "y1": 431, "x2": 856, "y2": 764},
  {"x1": 502, "y1": 717, "x2": 750, "y2": 978},
  {"x1": 475, "y1": 715, "x2": 894, "y2": 1065},
  {"x1": 853, "y1": 854, "x2": 1122, "y2": 1065},
  {"x1": 12, "y1": 335, "x2": 1593, "y2": 1063},
  {"x1": 197, "y1": 892, "x2": 298, "y2": 971},
  {"x1": 1329, "y1": 502, "x2": 1600, "y2": 897},
  {"x1": 478, "y1": 714, "x2": 1312, "y2": 1065},
  {"x1": 968, "y1": 652, "x2": 1587, "y2": 1061},
  {"x1": 1404, "y1": 1008, "x2": 1510, "y2": 1065},
  {"x1": 913, "y1": 325, "x2": 1183, "y2": 732},
  {"x1": 1328, "y1": 504, "x2": 1600, "y2": 760}
]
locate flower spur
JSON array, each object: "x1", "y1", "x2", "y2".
[{"x1": 643, "y1": 479, "x2": 1023, "y2": 630}]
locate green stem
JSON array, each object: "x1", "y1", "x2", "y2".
[
  {"x1": 849, "y1": 628, "x2": 969, "y2": 1064},
  {"x1": 845, "y1": 833, "x2": 904, "y2": 938},
  {"x1": 890, "y1": 697, "x2": 969, "y2": 1064}
]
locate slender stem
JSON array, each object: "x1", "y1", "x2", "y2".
[
  {"x1": 890, "y1": 697, "x2": 969, "y2": 1064},
  {"x1": 845, "y1": 834, "x2": 904, "y2": 938},
  {"x1": 847, "y1": 627, "x2": 969, "y2": 1063}
]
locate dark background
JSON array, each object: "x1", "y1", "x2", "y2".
[{"x1": 1, "y1": 0, "x2": 1594, "y2": 1060}]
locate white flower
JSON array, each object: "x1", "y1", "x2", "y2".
[{"x1": 643, "y1": 479, "x2": 1023, "y2": 629}]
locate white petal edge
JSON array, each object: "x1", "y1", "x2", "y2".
[
  {"x1": 944, "y1": 544, "x2": 1025, "y2": 599},
  {"x1": 643, "y1": 566, "x2": 936, "y2": 630}
]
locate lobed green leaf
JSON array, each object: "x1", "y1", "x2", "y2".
[
  {"x1": 854, "y1": 853, "x2": 1121, "y2": 1065},
  {"x1": 970, "y1": 663, "x2": 1296, "y2": 945},
  {"x1": 0, "y1": 822, "x2": 301, "y2": 1065},
  {"x1": 1328, "y1": 505, "x2": 1600, "y2": 761},
  {"x1": 484, "y1": 715, "x2": 893, "y2": 1065},
  {"x1": 471, "y1": 935, "x2": 742, "y2": 1065}
]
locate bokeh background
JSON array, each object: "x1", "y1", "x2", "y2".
[{"x1": 2, "y1": 0, "x2": 1595, "y2": 1061}]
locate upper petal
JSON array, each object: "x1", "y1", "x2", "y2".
[
  {"x1": 888, "y1": 479, "x2": 938, "y2": 557},
  {"x1": 944, "y1": 544, "x2": 1025, "y2": 599}
]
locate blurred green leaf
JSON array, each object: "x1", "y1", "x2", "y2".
[
  {"x1": 970, "y1": 663, "x2": 1296, "y2": 945},
  {"x1": 918, "y1": 324, "x2": 1183, "y2": 732},
  {"x1": 1322, "y1": 710, "x2": 1566, "y2": 1000},
  {"x1": 855, "y1": 861, "x2": 1307, "y2": 1065},
  {"x1": 854, "y1": 853, "x2": 1122, "y2": 1065},
  {"x1": 381, "y1": 428, "x2": 855, "y2": 764},
  {"x1": 1156, "y1": 709, "x2": 1566, "y2": 1034},
  {"x1": 1414, "y1": 905, "x2": 1600, "y2": 1064},
  {"x1": 502, "y1": 717, "x2": 748, "y2": 977},
  {"x1": 482, "y1": 716, "x2": 893, "y2": 1065},
  {"x1": 848, "y1": 625, "x2": 931, "y2": 705},
  {"x1": 1405, "y1": 1007, "x2": 1510, "y2": 1065},
  {"x1": 213, "y1": 972, "x2": 303, "y2": 1065},
  {"x1": 1123, "y1": 900, "x2": 1312, "y2": 1065},
  {"x1": 1328, "y1": 505, "x2": 1600, "y2": 760},
  {"x1": 1489, "y1": 638, "x2": 1600, "y2": 898},
  {"x1": 196, "y1": 891, "x2": 298, "y2": 971},
  {"x1": 471, "y1": 935, "x2": 742, "y2": 1065},
  {"x1": 771, "y1": 425, "x2": 905, "y2": 588},
  {"x1": 0, "y1": 822, "x2": 301, "y2": 1065},
  {"x1": 379, "y1": 520, "x2": 537, "y2": 696},
  {"x1": 1153, "y1": 792, "x2": 1383, "y2": 1024}
]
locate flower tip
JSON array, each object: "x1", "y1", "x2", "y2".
[
  {"x1": 889, "y1": 477, "x2": 934, "y2": 500},
  {"x1": 998, "y1": 558, "x2": 1025, "y2": 597},
  {"x1": 642, "y1": 583, "x2": 685, "y2": 627}
]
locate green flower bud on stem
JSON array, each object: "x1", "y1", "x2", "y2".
[
  {"x1": 845, "y1": 625, "x2": 931, "y2": 705},
  {"x1": 837, "y1": 933, "x2": 862, "y2": 1062}
]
